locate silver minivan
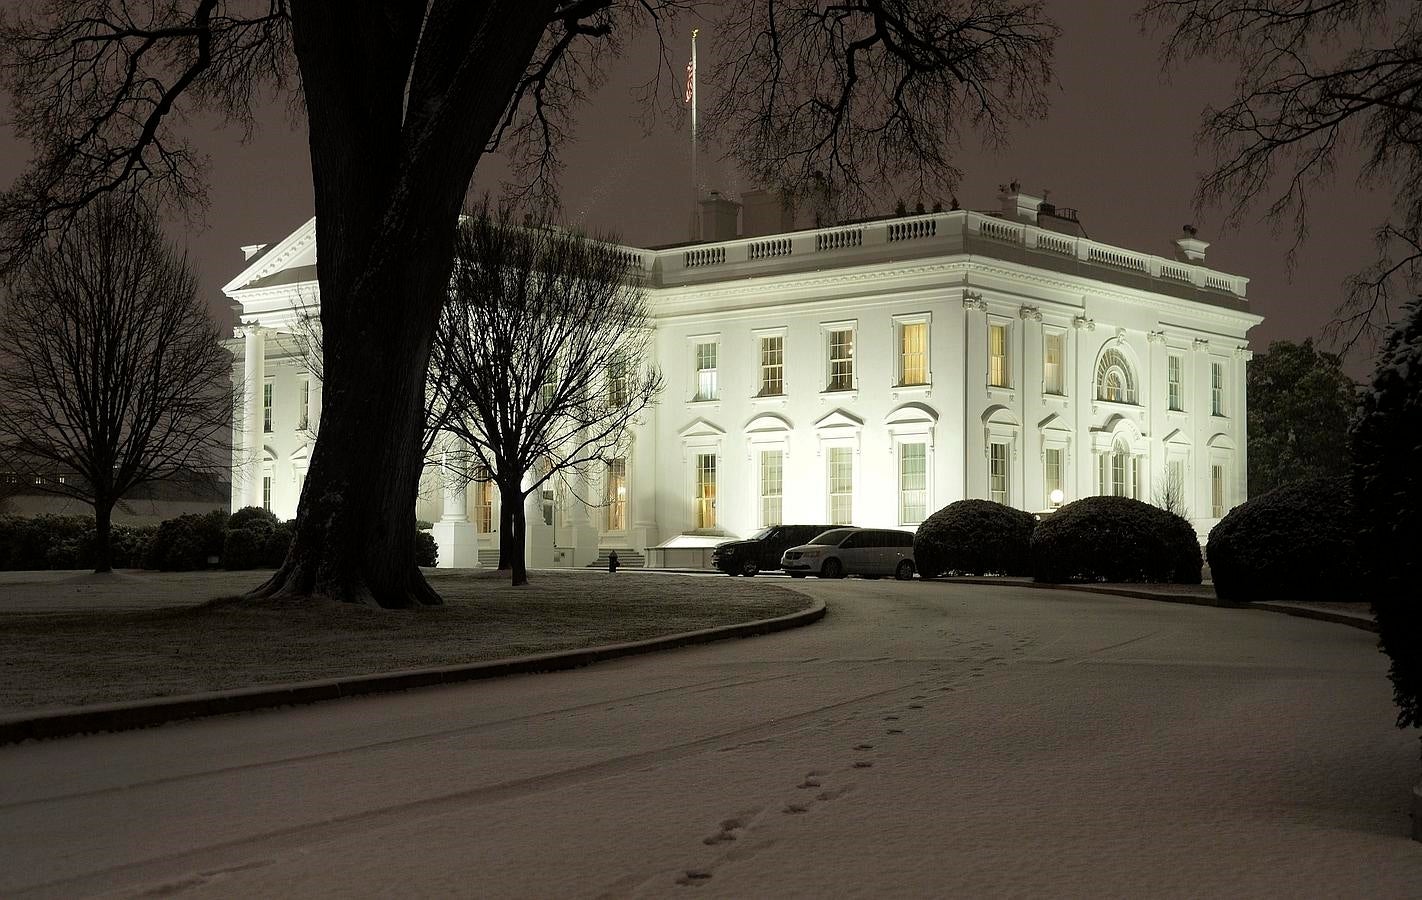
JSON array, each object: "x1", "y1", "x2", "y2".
[{"x1": 780, "y1": 527, "x2": 917, "y2": 580}]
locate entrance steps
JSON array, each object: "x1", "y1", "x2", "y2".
[{"x1": 587, "y1": 549, "x2": 645, "y2": 569}]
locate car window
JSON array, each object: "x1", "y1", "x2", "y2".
[
  {"x1": 891, "y1": 531, "x2": 914, "y2": 547},
  {"x1": 810, "y1": 528, "x2": 855, "y2": 546},
  {"x1": 841, "y1": 531, "x2": 867, "y2": 549},
  {"x1": 749, "y1": 527, "x2": 776, "y2": 541}
]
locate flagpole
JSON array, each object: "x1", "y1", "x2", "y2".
[{"x1": 690, "y1": 28, "x2": 699, "y2": 240}]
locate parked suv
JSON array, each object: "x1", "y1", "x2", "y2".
[
  {"x1": 780, "y1": 527, "x2": 917, "y2": 580},
  {"x1": 712, "y1": 524, "x2": 837, "y2": 576}
]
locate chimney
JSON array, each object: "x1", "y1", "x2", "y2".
[
  {"x1": 1174, "y1": 225, "x2": 1209, "y2": 262},
  {"x1": 241, "y1": 243, "x2": 268, "y2": 261},
  {"x1": 997, "y1": 180, "x2": 1042, "y2": 225},
  {"x1": 698, "y1": 191, "x2": 741, "y2": 242},
  {"x1": 740, "y1": 188, "x2": 796, "y2": 238}
]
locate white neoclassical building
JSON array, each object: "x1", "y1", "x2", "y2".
[{"x1": 223, "y1": 185, "x2": 1262, "y2": 568}]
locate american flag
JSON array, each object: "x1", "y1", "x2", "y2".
[{"x1": 685, "y1": 58, "x2": 694, "y2": 105}]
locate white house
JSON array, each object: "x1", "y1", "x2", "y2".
[{"x1": 222, "y1": 185, "x2": 1262, "y2": 568}]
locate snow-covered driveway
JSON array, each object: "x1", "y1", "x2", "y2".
[{"x1": 1, "y1": 578, "x2": 1418, "y2": 897}]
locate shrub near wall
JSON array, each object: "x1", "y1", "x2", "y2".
[
  {"x1": 1031, "y1": 495, "x2": 1202, "y2": 584},
  {"x1": 144, "y1": 510, "x2": 227, "y2": 571},
  {"x1": 0, "y1": 515, "x2": 155, "y2": 570},
  {"x1": 1206, "y1": 477, "x2": 1356, "y2": 604},
  {"x1": 914, "y1": 499, "x2": 1036, "y2": 578}
]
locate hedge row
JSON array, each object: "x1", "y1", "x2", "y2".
[
  {"x1": 912, "y1": 496, "x2": 1202, "y2": 585},
  {"x1": 0, "y1": 507, "x2": 438, "y2": 571}
]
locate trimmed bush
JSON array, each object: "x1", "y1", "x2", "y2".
[
  {"x1": 221, "y1": 525, "x2": 269, "y2": 570},
  {"x1": 415, "y1": 528, "x2": 439, "y2": 567},
  {"x1": 261, "y1": 521, "x2": 294, "y2": 568},
  {"x1": 1031, "y1": 495, "x2": 1202, "y2": 584},
  {"x1": 1206, "y1": 477, "x2": 1356, "y2": 604},
  {"x1": 914, "y1": 499, "x2": 1036, "y2": 578},
  {"x1": 1352, "y1": 296, "x2": 1422, "y2": 728},
  {"x1": 144, "y1": 510, "x2": 227, "y2": 571},
  {"x1": 228, "y1": 506, "x2": 279, "y2": 531},
  {"x1": 0, "y1": 515, "x2": 156, "y2": 570}
]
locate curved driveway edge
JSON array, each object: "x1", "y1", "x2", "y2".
[
  {"x1": 0, "y1": 599, "x2": 826, "y2": 746},
  {"x1": 941, "y1": 577, "x2": 1377, "y2": 632}
]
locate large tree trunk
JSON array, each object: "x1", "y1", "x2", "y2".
[
  {"x1": 251, "y1": 2, "x2": 554, "y2": 608},
  {"x1": 500, "y1": 479, "x2": 529, "y2": 586},
  {"x1": 92, "y1": 499, "x2": 113, "y2": 574}
]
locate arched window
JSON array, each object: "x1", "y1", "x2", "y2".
[{"x1": 1095, "y1": 348, "x2": 1137, "y2": 404}]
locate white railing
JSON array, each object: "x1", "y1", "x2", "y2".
[
  {"x1": 748, "y1": 237, "x2": 792, "y2": 260},
  {"x1": 816, "y1": 227, "x2": 863, "y2": 252},
  {"x1": 649, "y1": 210, "x2": 1246, "y2": 299},
  {"x1": 1087, "y1": 246, "x2": 1150, "y2": 273},
  {"x1": 684, "y1": 246, "x2": 726, "y2": 268},
  {"x1": 978, "y1": 218, "x2": 1022, "y2": 244},
  {"x1": 1035, "y1": 232, "x2": 1075, "y2": 256},
  {"x1": 887, "y1": 217, "x2": 937, "y2": 243}
]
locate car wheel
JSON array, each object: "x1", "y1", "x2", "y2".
[
  {"x1": 741, "y1": 559, "x2": 759, "y2": 577},
  {"x1": 820, "y1": 558, "x2": 844, "y2": 579},
  {"x1": 895, "y1": 560, "x2": 915, "y2": 581}
]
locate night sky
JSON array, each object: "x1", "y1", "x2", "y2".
[{"x1": 0, "y1": 3, "x2": 1394, "y2": 377}]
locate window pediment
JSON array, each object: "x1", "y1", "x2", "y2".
[
  {"x1": 885, "y1": 402, "x2": 938, "y2": 428},
  {"x1": 744, "y1": 413, "x2": 793, "y2": 434},
  {"x1": 814, "y1": 409, "x2": 864, "y2": 433},
  {"x1": 678, "y1": 417, "x2": 726, "y2": 440}
]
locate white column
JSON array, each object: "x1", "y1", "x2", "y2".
[
  {"x1": 241, "y1": 324, "x2": 266, "y2": 508},
  {"x1": 630, "y1": 418, "x2": 658, "y2": 552},
  {"x1": 433, "y1": 439, "x2": 480, "y2": 568}
]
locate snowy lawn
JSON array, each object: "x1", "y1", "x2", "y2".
[{"x1": 0, "y1": 569, "x2": 811, "y2": 713}]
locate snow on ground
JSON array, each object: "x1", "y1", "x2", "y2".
[{"x1": 0, "y1": 577, "x2": 1417, "y2": 897}]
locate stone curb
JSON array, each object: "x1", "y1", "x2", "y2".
[
  {"x1": 0, "y1": 600, "x2": 826, "y2": 746},
  {"x1": 940, "y1": 578, "x2": 1377, "y2": 632}
]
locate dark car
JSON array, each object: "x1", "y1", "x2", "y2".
[{"x1": 712, "y1": 524, "x2": 837, "y2": 576}]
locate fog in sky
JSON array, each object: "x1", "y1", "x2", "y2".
[{"x1": 0, "y1": 3, "x2": 1394, "y2": 377}]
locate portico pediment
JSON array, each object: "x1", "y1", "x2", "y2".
[
  {"x1": 885, "y1": 402, "x2": 938, "y2": 427},
  {"x1": 222, "y1": 217, "x2": 318, "y2": 296},
  {"x1": 678, "y1": 417, "x2": 726, "y2": 439},
  {"x1": 813, "y1": 409, "x2": 864, "y2": 432},
  {"x1": 744, "y1": 412, "x2": 793, "y2": 434}
]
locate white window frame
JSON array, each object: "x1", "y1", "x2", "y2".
[
  {"x1": 1211, "y1": 461, "x2": 1226, "y2": 518},
  {"x1": 753, "y1": 327, "x2": 788, "y2": 398},
  {"x1": 1043, "y1": 327, "x2": 1066, "y2": 396},
  {"x1": 987, "y1": 319, "x2": 1011, "y2": 389},
  {"x1": 988, "y1": 441, "x2": 1009, "y2": 505},
  {"x1": 1167, "y1": 353, "x2": 1185, "y2": 412},
  {"x1": 826, "y1": 445, "x2": 855, "y2": 525},
  {"x1": 262, "y1": 380, "x2": 274, "y2": 433},
  {"x1": 1211, "y1": 360, "x2": 1226, "y2": 417},
  {"x1": 605, "y1": 457, "x2": 627, "y2": 532},
  {"x1": 1094, "y1": 347, "x2": 1138, "y2": 405},
  {"x1": 297, "y1": 378, "x2": 310, "y2": 430},
  {"x1": 892, "y1": 313, "x2": 931, "y2": 388},
  {"x1": 1043, "y1": 445, "x2": 1064, "y2": 508},
  {"x1": 690, "y1": 335, "x2": 720, "y2": 402},
  {"x1": 758, "y1": 448, "x2": 784, "y2": 528},
  {"x1": 897, "y1": 440, "x2": 928, "y2": 525},
  {"x1": 822, "y1": 320, "x2": 857, "y2": 393}
]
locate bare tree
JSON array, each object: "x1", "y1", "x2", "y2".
[
  {"x1": 2, "y1": 1, "x2": 1056, "y2": 607},
  {"x1": 1151, "y1": 464, "x2": 1190, "y2": 519},
  {"x1": 1142, "y1": 1, "x2": 1422, "y2": 353},
  {"x1": 432, "y1": 204, "x2": 662, "y2": 586},
  {"x1": 0, "y1": 196, "x2": 230, "y2": 572}
]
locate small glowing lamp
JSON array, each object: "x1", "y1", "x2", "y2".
[{"x1": 1049, "y1": 489, "x2": 1064, "y2": 508}]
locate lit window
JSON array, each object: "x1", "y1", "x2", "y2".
[
  {"x1": 694, "y1": 341, "x2": 718, "y2": 401},
  {"x1": 476, "y1": 467, "x2": 495, "y2": 534},
  {"x1": 899, "y1": 442, "x2": 927, "y2": 525},
  {"x1": 899, "y1": 322, "x2": 928, "y2": 386},
  {"x1": 828, "y1": 446, "x2": 853, "y2": 524},
  {"x1": 262, "y1": 382, "x2": 273, "y2": 432},
  {"x1": 606, "y1": 458, "x2": 626, "y2": 530},
  {"x1": 1095, "y1": 349, "x2": 1137, "y2": 404},
  {"x1": 607, "y1": 357, "x2": 628, "y2": 407},
  {"x1": 1167, "y1": 354, "x2": 1184, "y2": 411},
  {"x1": 1211, "y1": 463, "x2": 1226, "y2": 517},
  {"x1": 1044, "y1": 332, "x2": 1064, "y2": 395},
  {"x1": 1111, "y1": 438, "x2": 1130, "y2": 497},
  {"x1": 827, "y1": 328, "x2": 854, "y2": 391},
  {"x1": 1044, "y1": 447, "x2": 1063, "y2": 507},
  {"x1": 759, "y1": 449, "x2": 783, "y2": 527},
  {"x1": 988, "y1": 323, "x2": 1009, "y2": 387},
  {"x1": 540, "y1": 364, "x2": 558, "y2": 407},
  {"x1": 694, "y1": 453, "x2": 717, "y2": 529},
  {"x1": 759, "y1": 335, "x2": 784, "y2": 396},
  {"x1": 1211, "y1": 362, "x2": 1225, "y2": 416},
  {"x1": 989, "y1": 441, "x2": 1009, "y2": 504},
  {"x1": 298, "y1": 380, "x2": 310, "y2": 430}
]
